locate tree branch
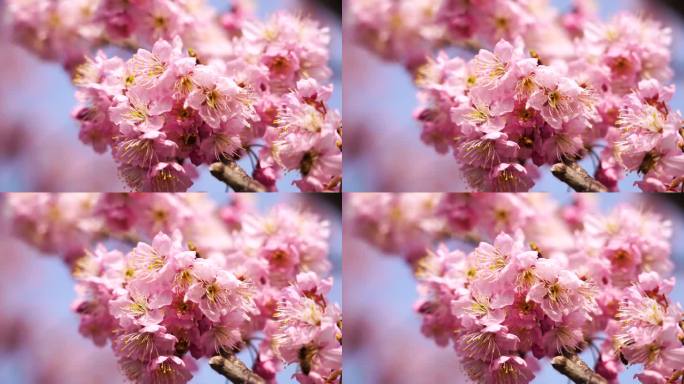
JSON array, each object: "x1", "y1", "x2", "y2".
[
  {"x1": 209, "y1": 161, "x2": 266, "y2": 192},
  {"x1": 551, "y1": 161, "x2": 608, "y2": 192},
  {"x1": 209, "y1": 353, "x2": 266, "y2": 384},
  {"x1": 551, "y1": 353, "x2": 607, "y2": 384}
]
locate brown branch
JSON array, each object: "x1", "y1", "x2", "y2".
[
  {"x1": 551, "y1": 353, "x2": 607, "y2": 384},
  {"x1": 551, "y1": 161, "x2": 608, "y2": 192},
  {"x1": 209, "y1": 161, "x2": 266, "y2": 192},
  {"x1": 209, "y1": 353, "x2": 266, "y2": 384}
]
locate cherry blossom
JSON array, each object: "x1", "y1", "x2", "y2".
[
  {"x1": 5, "y1": 193, "x2": 342, "y2": 384},
  {"x1": 349, "y1": 0, "x2": 684, "y2": 191},
  {"x1": 348, "y1": 193, "x2": 684, "y2": 383},
  {"x1": 7, "y1": 1, "x2": 341, "y2": 192}
]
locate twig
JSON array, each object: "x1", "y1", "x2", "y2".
[
  {"x1": 209, "y1": 161, "x2": 267, "y2": 192},
  {"x1": 208, "y1": 353, "x2": 266, "y2": 384},
  {"x1": 551, "y1": 161, "x2": 608, "y2": 192},
  {"x1": 551, "y1": 353, "x2": 608, "y2": 384}
]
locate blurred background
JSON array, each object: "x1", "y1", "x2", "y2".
[
  {"x1": 343, "y1": 0, "x2": 684, "y2": 192},
  {"x1": 0, "y1": 192, "x2": 341, "y2": 384},
  {"x1": 0, "y1": 0, "x2": 341, "y2": 192},
  {"x1": 343, "y1": 192, "x2": 684, "y2": 383}
]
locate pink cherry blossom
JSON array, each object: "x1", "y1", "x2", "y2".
[
  {"x1": 6, "y1": 193, "x2": 342, "y2": 384},
  {"x1": 184, "y1": 258, "x2": 255, "y2": 322},
  {"x1": 350, "y1": 0, "x2": 684, "y2": 191},
  {"x1": 7, "y1": 2, "x2": 342, "y2": 192},
  {"x1": 488, "y1": 355, "x2": 535, "y2": 384},
  {"x1": 349, "y1": 193, "x2": 684, "y2": 383},
  {"x1": 526, "y1": 259, "x2": 593, "y2": 322}
]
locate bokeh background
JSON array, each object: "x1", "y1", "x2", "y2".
[
  {"x1": 0, "y1": 0, "x2": 341, "y2": 192},
  {"x1": 343, "y1": 0, "x2": 684, "y2": 192},
  {"x1": 343, "y1": 192, "x2": 684, "y2": 383},
  {"x1": 0, "y1": 192, "x2": 342, "y2": 384}
]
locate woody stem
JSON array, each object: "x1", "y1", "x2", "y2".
[
  {"x1": 551, "y1": 161, "x2": 608, "y2": 192},
  {"x1": 209, "y1": 160, "x2": 267, "y2": 193},
  {"x1": 208, "y1": 352, "x2": 266, "y2": 384},
  {"x1": 551, "y1": 353, "x2": 608, "y2": 384}
]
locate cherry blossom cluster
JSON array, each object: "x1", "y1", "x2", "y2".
[
  {"x1": 7, "y1": 0, "x2": 232, "y2": 70},
  {"x1": 5, "y1": 193, "x2": 342, "y2": 384},
  {"x1": 348, "y1": 193, "x2": 684, "y2": 383},
  {"x1": 349, "y1": 0, "x2": 569, "y2": 71},
  {"x1": 0, "y1": 208, "x2": 123, "y2": 384},
  {"x1": 0, "y1": 12, "x2": 124, "y2": 191},
  {"x1": 416, "y1": 38, "x2": 604, "y2": 191},
  {"x1": 258, "y1": 272, "x2": 342, "y2": 384},
  {"x1": 349, "y1": 1, "x2": 684, "y2": 191},
  {"x1": 603, "y1": 272, "x2": 684, "y2": 383},
  {"x1": 348, "y1": 193, "x2": 447, "y2": 261},
  {"x1": 7, "y1": 1, "x2": 342, "y2": 192}
]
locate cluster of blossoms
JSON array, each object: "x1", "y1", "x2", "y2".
[
  {"x1": 0, "y1": 208, "x2": 123, "y2": 384},
  {"x1": 348, "y1": 193, "x2": 684, "y2": 383},
  {"x1": 348, "y1": 0, "x2": 569, "y2": 71},
  {"x1": 350, "y1": 0, "x2": 684, "y2": 191},
  {"x1": 5, "y1": 193, "x2": 342, "y2": 384},
  {"x1": 7, "y1": 1, "x2": 342, "y2": 192},
  {"x1": 7, "y1": 0, "x2": 233, "y2": 70}
]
